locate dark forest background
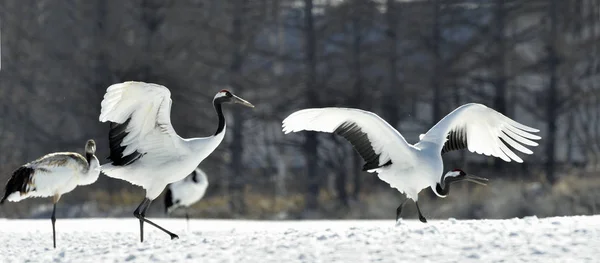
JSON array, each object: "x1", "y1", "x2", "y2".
[{"x1": 0, "y1": 0, "x2": 599, "y2": 220}]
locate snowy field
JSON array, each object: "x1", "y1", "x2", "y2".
[{"x1": 1, "y1": 215, "x2": 599, "y2": 263}]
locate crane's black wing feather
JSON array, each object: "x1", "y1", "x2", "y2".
[
  {"x1": 441, "y1": 126, "x2": 468, "y2": 154},
  {"x1": 334, "y1": 121, "x2": 392, "y2": 171},
  {"x1": 108, "y1": 118, "x2": 145, "y2": 166}
]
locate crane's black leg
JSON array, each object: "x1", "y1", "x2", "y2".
[
  {"x1": 134, "y1": 198, "x2": 179, "y2": 241},
  {"x1": 133, "y1": 198, "x2": 150, "y2": 242},
  {"x1": 395, "y1": 199, "x2": 407, "y2": 222},
  {"x1": 415, "y1": 201, "x2": 427, "y2": 223},
  {"x1": 51, "y1": 203, "x2": 57, "y2": 248}
]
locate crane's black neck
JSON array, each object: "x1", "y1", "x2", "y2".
[
  {"x1": 214, "y1": 100, "x2": 225, "y2": 135},
  {"x1": 435, "y1": 182, "x2": 450, "y2": 196},
  {"x1": 435, "y1": 175, "x2": 463, "y2": 197}
]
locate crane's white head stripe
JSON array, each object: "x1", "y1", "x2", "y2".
[
  {"x1": 444, "y1": 171, "x2": 461, "y2": 178},
  {"x1": 214, "y1": 90, "x2": 230, "y2": 99},
  {"x1": 215, "y1": 92, "x2": 227, "y2": 99}
]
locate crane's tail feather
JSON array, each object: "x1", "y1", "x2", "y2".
[
  {"x1": 100, "y1": 164, "x2": 144, "y2": 188},
  {"x1": 2, "y1": 166, "x2": 35, "y2": 203}
]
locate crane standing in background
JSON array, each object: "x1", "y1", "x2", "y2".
[{"x1": 165, "y1": 167, "x2": 209, "y2": 231}]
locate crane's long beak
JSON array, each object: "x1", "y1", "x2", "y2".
[
  {"x1": 464, "y1": 174, "x2": 488, "y2": 186},
  {"x1": 232, "y1": 94, "x2": 255, "y2": 108}
]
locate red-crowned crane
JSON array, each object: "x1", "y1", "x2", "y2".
[
  {"x1": 164, "y1": 167, "x2": 208, "y2": 230},
  {"x1": 282, "y1": 103, "x2": 540, "y2": 223},
  {"x1": 1, "y1": 139, "x2": 100, "y2": 248},
  {"x1": 99, "y1": 81, "x2": 253, "y2": 242}
]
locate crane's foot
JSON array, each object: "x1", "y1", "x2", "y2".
[
  {"x1": 170, "y1": 234, "x2": 179, "y2": 240},
  {"x1": 395, "y1": 199, "x2": 407, "y2": 222},
  {"x1": 395, "y1": 218, "x2": 403, "y2": 227},
  {"x1": 415, "y1": 201, "x2": 428, "y2": 223},
  {"x1": 395, "y1": 206, "x2": 403, "y2": 222}
]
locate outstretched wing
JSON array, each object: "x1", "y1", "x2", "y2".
[
  {"x1": 99, "y1": 81, "x2": 181, "y2": 166},
  {"x1": 418, "y1": 103, "x2": 541, "y2": 162},
  {"x1": 282, "y1": 108, "x2": 416, "y2": 171}
]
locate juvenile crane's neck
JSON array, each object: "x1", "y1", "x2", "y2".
[
  {"x1": 86, "y1": 152, "x2": 93, "y2": 164},
  {"x1": 80, "y1": 154, "x2": 100, "y2": 186}
]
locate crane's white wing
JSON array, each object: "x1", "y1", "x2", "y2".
[
  {"x1": 418, "y1": 103, "x2": 541, "y2": 163},
  {"x1": 99, "y1": 81, "x2": 180, "y2": 166},
  {"x1": 282, "y1": 108, "x2": 416, "y2": 170}
]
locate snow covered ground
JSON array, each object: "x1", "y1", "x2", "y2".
[{"x1": 1, "y1": 215, "x2": 599, "y2": 263}]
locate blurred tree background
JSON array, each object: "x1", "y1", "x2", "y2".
[{"x1": 0, "y1": 0, "x2": 599, "y2": 220}]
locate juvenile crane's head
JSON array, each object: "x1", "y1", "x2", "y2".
[
  {"x1": 85, "y1": 139, "x2": 96, "y2": 155},
  {"x1": 213, "y1": 89, "x2": 254, "y2": 108},
  {"x1": 433, "y1": 169, "x2": 488, "y2": 198}
]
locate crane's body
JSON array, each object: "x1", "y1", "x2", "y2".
[
  {"x1": 282, "y1": 103, "x2": 539, "y2": 222},
  {"x1": 373, "y1": 147, "x2": 441, "y2": 201},
  {"x1": 1, "y1": 140, "x2": 100, "y2": 248},
  {"x1": 101, "y1": 136, "x2": 222, "y2": 200},
  {"x1": 99, "y1": 81, "x2": 253, "y2": 242},
  {"x1": 3, "y1": 154, "x2": 99, "y2": 202}
]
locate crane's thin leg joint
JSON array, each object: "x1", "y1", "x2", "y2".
[
  {"x1": 51, "y1": 203, "x2": 57, "y2": 249},
  {"x1": 415, "y1": 201, "x2": 427, "y2": 223},
  {"x1": 134, "y1": 198, "x2": 150, "y2": 242},
  {"x1": 51, "y1": 194, "x2": 60, "y2": 249},
  {"x1": 134, "y1": 198, "x2": 179, "y2": 242}
]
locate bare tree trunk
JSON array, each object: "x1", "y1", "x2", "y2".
[
  {"x1": 429, "y1": 0, "x2": 442, "y2": 198},
  {"x1": 493, "y1": 0, "x2": 507, "y2": 170},
  {"x1": 546, "y1": 0, "x2": 559, "y2": 184},
  {"x1": 140, "y1": 0, "x2": 164, "y2": 80},
  {"x1": 94, "y1": 0, "x2": 108, "y2": 88},
  {"x1": 229, "y1": 0, "x2": 248, "y2": 215},
  {"x1": 383, "y1": 0, "x2": 400, "y2": 127},
  {"x1": 348, "y1": 3, "x2": 362, "y2": 203},
  {"x1": 431, "y1": 0, "x2": 442, "y2": 125},
  {"x1": 303, "y1": 0, "x2": 321, "y2": 213}
]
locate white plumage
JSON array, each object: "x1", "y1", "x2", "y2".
[
  {"x1": 3, "y1": 154, "x2": 99, "y2": 202},
  {"x1": 99, "y1": 82, "x2": 216, "y2": 199},
  {"x1": 1, "y1": 139, "x2": 100, "y2": 248},
  {"x1": 282, "y1": 103, "x2": 540, "y2": 222},
  {"x1": 98, "y1": 81, "x2": 253, "y2": 242},
  {"x1": 165, "y1": 167, "x2": 209, "y2": 215}
]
